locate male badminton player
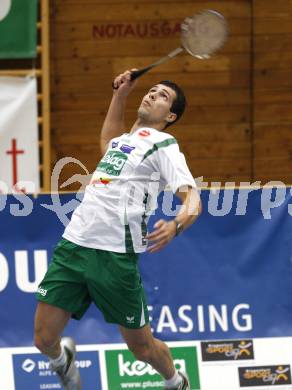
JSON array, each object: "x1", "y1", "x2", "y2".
[{"x1": 34, "y1": 70, "x2": 202, "y2": 390}]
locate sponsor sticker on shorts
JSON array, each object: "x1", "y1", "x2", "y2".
[
  {"x1": 239, "y1": 365, "x2": 292, "y2": 387},
  {"x1": 201, "y1": 339, "x2": 254, "y2": 362},
  {"x1": 37, "y1": 287, "x2": 47, "y2": 297},
  {"x1": 104, "y1": 346, "x2": 200, "y2": 389}
]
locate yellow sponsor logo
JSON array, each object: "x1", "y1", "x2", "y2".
[
  {"x1": 244, "y1": 369, "x2": 271, "y2": 379},
  {"x1": 206, "y1": 344, "x2": 233, "y2": 354},
  {"x1": 243, "y1": 366, "x2": 290, "y2": 384}
]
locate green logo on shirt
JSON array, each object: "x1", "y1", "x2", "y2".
[{"x1": 97, "y1": 151, "x2": 127, "y2": 176}]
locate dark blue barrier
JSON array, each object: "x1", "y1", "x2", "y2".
[{"x1": 1, "y1": 189, "x2": 292, "y2": 347}]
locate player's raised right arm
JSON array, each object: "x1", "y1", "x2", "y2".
[{"x1": 100, "y1": 70, "x2": 137, "y2": 155}]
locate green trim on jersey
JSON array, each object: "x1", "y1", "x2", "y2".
[
  {"x1": 141, "y1": 192, "x2": 149, "y2": 246},
  {"x1": 125, "y1": 224, "x2": 135, "y2": 253},
  {"x1": 142, "y1": 138, "x2": 177, "y2": 162}
]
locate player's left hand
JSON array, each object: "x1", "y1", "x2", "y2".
[{"x1": 146, "y1": 219, "x2": 176, "y2": 253}]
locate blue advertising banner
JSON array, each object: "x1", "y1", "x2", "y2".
[
  {"x1": 1, "y1": 188, "x2": 292, "y2": 347},
  {"x1": 12, "y1": 351, "x2": 101, "y2": 389}
]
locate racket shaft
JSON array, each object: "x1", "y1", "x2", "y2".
[{"x1": 130, "y1": 47, "x2": 183, "y2": 81}]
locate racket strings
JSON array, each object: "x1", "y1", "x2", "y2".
[{"x1": 181, "y1": 10, "x2": 228, "y2": 58}]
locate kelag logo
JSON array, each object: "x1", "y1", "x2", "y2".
[
  {"x1": 105, "y1": 346, "x2": 200, "y2": 389},
  {"x1": 239, "y1": 365, "x2": 291, "y2": 387},
  {"x1": 97, "y1": 151, "x2": 127, "y2": 176},
  {"x1": 201, "y1": 339, "x2": 254, "y2": 361},
  {"x1": 13, "y1": 351, "x2": 101, "y2": 389}
]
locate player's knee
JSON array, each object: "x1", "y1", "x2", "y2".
[
  {"x1": 34, "y1": 328, "x2": 58, "y2": 353},
  {"x1": 129, "y1": 342, "x2": 154, "y2": 363}
]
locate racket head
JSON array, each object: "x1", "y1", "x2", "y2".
[{"x1": 181, "y1": 9, "x2": 228, "y2": 59}]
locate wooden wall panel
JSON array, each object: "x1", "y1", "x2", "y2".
[
  {"x1": 50, "y1": 0, "x2": 252, "y2": 189},
  {"x1": 253, "y1": 0, "x2": 292, "y2": 183},
  {"x1": 51, "y1": 37, "x2": 250, "y2": 59},
  {"x1": 51, "y1": 2, "x2": 250, "y2": 22}
]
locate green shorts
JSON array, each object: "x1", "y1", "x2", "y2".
[{"x1": 36, "y1": 238, "x2": 149, "y2": 329}]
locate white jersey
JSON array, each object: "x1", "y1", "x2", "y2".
[{"x1": 63, "y1": 127, "x2": 197, "y2": 253}]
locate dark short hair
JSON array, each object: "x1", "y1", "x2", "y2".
[{"x1": 158, "y1": 80, "x2": 186, "y2": 128}]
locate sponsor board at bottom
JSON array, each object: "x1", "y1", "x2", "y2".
[
  {"x1": 105, "y1": 346, "x2": 200, "y2": 389},
  {"x1": 12, "y1": 351, "x2": 101, "y2": 389},
  {"x1": 201, "y1": 339, "x2": 254, "y2": 362},
  {"x1": 239, "y1": 365, "x2": 292, "y2": 387}
]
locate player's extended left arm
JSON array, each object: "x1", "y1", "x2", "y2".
[
  {"x1": 146, "y1": 186, "x2": 202, "y2": 253},
  {"x1": 100, "y1": 70, "x2": 137, "y2": 155}
]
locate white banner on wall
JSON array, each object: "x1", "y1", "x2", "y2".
[{"x1": 0, "y1": 76, "x2": 39, "y2": 193}]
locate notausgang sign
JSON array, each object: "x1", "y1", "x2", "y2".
[{"x1": 92, "y1": 21, "x2": 180, "y2": 39}]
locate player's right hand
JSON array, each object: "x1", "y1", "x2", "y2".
[{"x1": 112, "y1": 69, "x2": 138, "y2": 96}]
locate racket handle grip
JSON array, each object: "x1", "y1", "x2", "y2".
[
  {"x1": 112, "y1": 67, "x2": 152, "y2": 89},
  {"x1": 130, "y1": 67, "x2": 152, "y2": 80}
]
